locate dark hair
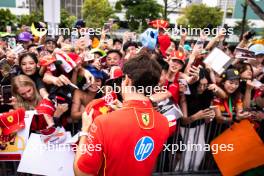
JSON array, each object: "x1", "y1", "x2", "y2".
[
  {"x1": 19, "y1": 52, "x2": 38, "y2": 65},
  {"x1": 107, "y1": 49, "x2": 123, "y2": 59},
  {"x1": 27, "y1": 44, "x2": 38, "y2": 49},
  {"x1": 123, "y1": 53, "x2": 161, "y2": 95},
  {"x1": 157, "y1": 57, "x2": 169, "y2": 71},
  {"x1": 190, "y1": 68, "x2": 212, "y2": 94},
  {"x1": 123, "y1": 41, "x2": 138, "y2": 51},
  {"x1": 113, "y1": 38, "x2": 123, "y2": 45},
  {"x1": 235, "y1": 62, "x2": 253, "y2": 80}
]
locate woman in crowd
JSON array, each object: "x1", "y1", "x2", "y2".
[
  {"x1": 176, "y1": 68, "x2": 215, "y2": 171},
  {"x1": 213, "y1": 68, "x2": 251, "y2": 124},
  {"x1": 19, "y1": 52, "x2": 49, "y2": 99},
  {"x1": 11, "y1": 75, "x2": 66, "y2": 131}
]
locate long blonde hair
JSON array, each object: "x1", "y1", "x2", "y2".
[{"x1": 11, "y1": 75, "x2": 42, "y2": 110}]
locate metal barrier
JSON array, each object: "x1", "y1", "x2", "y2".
[
  {"x1": 153, "y1": 119, "x2": 264, "y2": 175},
  {"x1": 0, "y1": 120, "x2": 263, "y2": 175}
]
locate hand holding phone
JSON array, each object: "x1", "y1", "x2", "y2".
[{"x1": 1, "y1": 85, "x2": 12, "y2": 104}]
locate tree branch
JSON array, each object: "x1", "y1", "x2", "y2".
[{"x1": 247, "y1": 0, "x2": 264, "y2": 20}]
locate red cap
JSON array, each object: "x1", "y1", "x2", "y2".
[
  {"x1": 35, "y1": 99, "x2": 55, "y2": 117},
  {"x1": 85, "y1": 92, "x2": 118, "y2": 120},
  {"x1": 158, "y1": 35, "x2": 171, "y2": 57},
  {"x1": 39, "y1": 55, "x2": 56, "y2": 66},
  {"x1": 68, "y1": 52, "x2": 81, "y2": 65},
  {"x1": 0, "y1": 108, "x2": 25, "y2": 135},
  {"x1": 149, "y1": 19, "x2": 169, "y2": 29},
  {"x1": 170, "y1": 50, "x2": 186, "y2": 64},
  {"x1": 109, "y1": 66, "x2": 123, "y2": 80}
]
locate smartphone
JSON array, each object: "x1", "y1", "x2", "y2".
[
  {"x1": 2, "y1": 85, "x2": 12, "y2": 104},
  {"x1": 103, "y1": 23, "x2": 111, "y2": 31},
  {"x1": 192, "y1": 58, "x2": 200, "y2": 67}
]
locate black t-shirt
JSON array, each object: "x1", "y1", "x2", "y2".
[
  {"x1": 181, "y1": 88, "x2": 214, "y2": 128},
  {"x1": 29, "y1": 73, "x2": 45, "y2": 90}
]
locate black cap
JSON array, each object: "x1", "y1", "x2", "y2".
[
  {"x1": 75, "y1": 19, "x2": 86, "y2": 28},
  {"x1": 222, "y1": 68, "x2": 240, "y2": 80}
]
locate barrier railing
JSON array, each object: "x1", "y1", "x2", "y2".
[{"x1": 1, "y1": 119, "x2": 263, "y2": 175}]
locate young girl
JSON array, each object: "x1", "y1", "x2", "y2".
[
  {"x1": 11, "y1": 75, "x2": 65, "y2": 131},
  {"x1": 213, "y1": 68, "x2": 251, "y2": 124}
]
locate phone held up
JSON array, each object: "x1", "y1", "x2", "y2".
[{"x1": 1, "y1": 85, "x2": 12, "y2": 104}]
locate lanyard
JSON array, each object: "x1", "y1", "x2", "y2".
[
  {"x1": 228, "y1": 97, "x2": 233, "y2": 116},
  {"x1": 223, "y1": 97, "x2": 233, "y2": 119}
]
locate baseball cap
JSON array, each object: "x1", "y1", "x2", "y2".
[
  {"x1": 74, "y1": 19, "x2": 86, "y2": 28},
  {"x1": 158, "y1": 34, "x2": 171, "y2": 58},
  {"x1": 17, "y1": 32, "x2": 33, "y2": 42},
  {"x1": 149, "y1": 19, "x2": 169, "y2": 29},
  {"x1": 249, "y1": 44, "x2": 264, "y2": 56},
  {"x1": 90, "y1": 48, "x2": 106, "y2": 57},
  {"x1": 0, "y1": 108, "x2": 25, "y2": 135},
  {"x1": 184, "y1": 44, "x2": 192, "y2": 52},
  {"x1": 105, "y1": 66, "x2": 123, "y2": 86},
  {"x1": 222, "y1": 68, "x2": 240, "y2": 80},
  {"x1": 85, "y1": 65, "x2": 105, "y2": 80},
  {"x1": 35, "y1": 99, "x2": 56, "y2": 117},
  {"x1": 85, "y1": 92, "x2": 117, "y2": 120},
  {"x1": 169, "y1": 50, "x2": 186, "y2": 64}
]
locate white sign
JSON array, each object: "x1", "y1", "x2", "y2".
[
  {"x1": 203, "y1": 47, "x2": 232, "y2": 75},
  {"x1": 17, "y1": 132, "x2": 75, "y2": 176}
]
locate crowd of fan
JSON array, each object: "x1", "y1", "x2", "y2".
[{"x1": 0, "y1": 20, "x2": 264, "y2": 172}]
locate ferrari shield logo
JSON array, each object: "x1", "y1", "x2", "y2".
[{"x1": 141, "y1": 113, "x2": 150, "y2": 126}]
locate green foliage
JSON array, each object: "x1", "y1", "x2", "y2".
[
  {"x1": 18, "y1": 9, "x2": 76, "y2": 28},
  {"x1": 177, "y1": 4, "x2": 223, "y2": 28},
  {"x1": 0, "y1": 9, "x2": 16, "y2": 31},
  {"x1": 60, "y1": 9, "x2": 77, "y2": 28},
  {"x1": 18, "y1": 11, "x2": 43, "y2": 27},
  {"x1": 120, "y1": 0, "x2": 163, "y2": 31},
  {"x1": 233, "y1": 20, "x2": 254, "y2": 35},
  {"x1": 115, "y1": 1, "x2": 123, "y2": 12},
  {"x1": 82, "y1": 0, "x2": 114, "y2": 28}
]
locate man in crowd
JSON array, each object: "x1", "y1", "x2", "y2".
[{"x1": 74, "y1": 52, "x2": 171, "y2": 176}]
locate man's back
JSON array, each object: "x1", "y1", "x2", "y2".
[{"x1": 77, "y1": 100, "x2": 170, "y2": 176}]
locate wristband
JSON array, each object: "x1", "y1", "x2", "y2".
[{"x1": 78, "y1": 131, "x2": 89, "y2": 140}]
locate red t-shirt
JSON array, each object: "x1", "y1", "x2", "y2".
[
  {"x1": 164, "y1": 73, "x2": 180, "y2": 104},
  {"x1": 77, "y1": 100, "x2": 170, "y2": 176}
]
